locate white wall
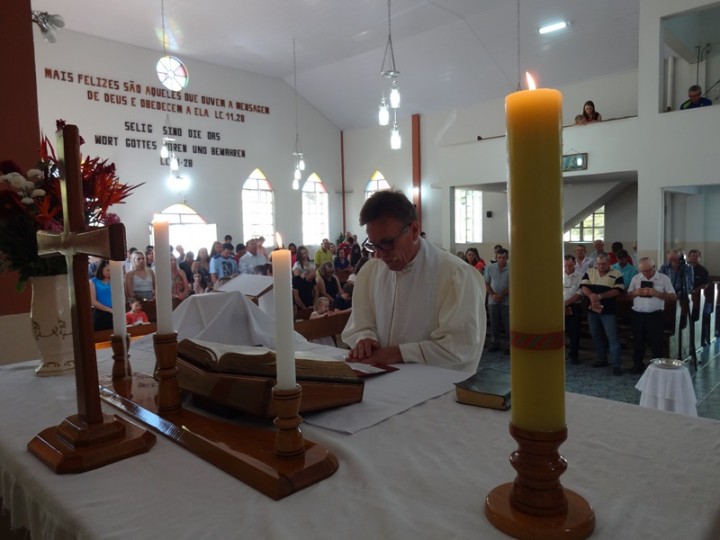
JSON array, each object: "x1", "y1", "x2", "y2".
[{"x1": 34, "y1": 31, "x2": 341, "y2": 252}]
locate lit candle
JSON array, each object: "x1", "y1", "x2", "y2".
[
  {"x1": 153, "y1": 220, "x2": 173, "y2": 334},
  {"x1": 110, "y1": 260, "x2": 126, "y2": 336},
  {"x1": 272, "y1": 233, "x2": 296, "y2": 389},
  {"x1": 506, "y1": 73, "x2": 565, "y2": 432}
]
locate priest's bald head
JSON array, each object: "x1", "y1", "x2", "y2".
[{"x1": 360, "y1": 191, "x2": 420, "y2": 272}]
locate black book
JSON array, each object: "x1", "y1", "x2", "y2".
[{"x1": 454, "y1": 367, "x2": 511, "y2": 410}]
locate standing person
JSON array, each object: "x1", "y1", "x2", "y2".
[
  {"x1": 582, "y1": 100, "x2": 602, "y2": 122},
  {"x1": 485, "y1": 248, "x2": 510, "y2": 353},
  {"x1": 563, "y1": 255, "x2": 583, "y2": 365},
  {"x1": 464, "y1": 247, "x2": 486, "y2": 273},
  {"x1": 627, "y1": 258, "x2": 675, "y2": 373},
  {"x1": 175, "y1": 245, "x2": 186, "y2": 264},
  {"x1": 687, "y1": 249, "x2": 711, "y2": 345},
  {"x1": 575, "y1": 244, "x2": 593, "y2": 276},
  {"x1": 125, "y1": 250, "x2": 156, "y2": 302},
  {"x1": 611, "y1": 249, "x2": 638, "y2": 289},
  {"x1": 343, "y1": 191, "x2": 485, "y2": 372},
  {"x1": 588, "y1": 239, "x2": 607, "y2": 264},
  {"x1": 193, "y1": 247, "x2": 211, "y2": 285},
  {"x1": 680, "y1": 85, "x2": 712, "y2": 110},
  {"x1": 179, "y1": 251, "x2": 194, "y2": 283},
  {"x1": 580, "y1": 254, "x2": 625, "y2": 375},
  {"x1": 89, "y1": 259, "x2": 114, "y2": 331},
  {"x1": 144, "y1": 247, "x2": 155, "y2": 269},
  {"x1": 659, "y1": 249, "x2": 693, "y2": 300},
  {"x1": 288, "y1": 243, "x2": 298, "y2": 266},
  {"x1": 349, "y1": 240, "x2": 362, "y2": 267}
]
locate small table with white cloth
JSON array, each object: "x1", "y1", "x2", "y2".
[{"x1": 635, "y1": 361, "x2": 698, "y2": 416}]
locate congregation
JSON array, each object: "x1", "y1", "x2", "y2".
[{"x1": 87, "y1": 230, "x2": 366, "y2": 332}]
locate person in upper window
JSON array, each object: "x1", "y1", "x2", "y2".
[
  {"x1": 680, "y1": 85, "x2": 712, "y2": 110},
  {"x1": 582, "y1": 100, "x2": 602, "y2": 123}
]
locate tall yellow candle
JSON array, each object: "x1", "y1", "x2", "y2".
[{"x1": 506, "y1": 74, "x2": 565, "y2": 432}]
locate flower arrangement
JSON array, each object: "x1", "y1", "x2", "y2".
[{"x1": 0, "y1": 120, "x2": 142, "y2": 290}]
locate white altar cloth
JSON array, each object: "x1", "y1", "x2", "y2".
[
  {"x1": 2, "y1": 354, "x2": 720, "y2": 540},
  {"x1": 635, "y1": 363, "x2": 698, "y2": 417}
]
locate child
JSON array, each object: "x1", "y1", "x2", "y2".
[
  {"x1": 310, "y1": 297, "x2": 331, "y2": 319},
  {"x1": 309, "y1": 297, "x2": 335, "y2": 346},
  {"x1": 125, "y1": 297, "x2": 149, "y2": 326}
]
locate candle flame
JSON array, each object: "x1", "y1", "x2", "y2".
[
  {"x1": 526, "y1": 72, "x2": 537, "y2": 90},
  {"x1": 275, "y1": 232, "x2": 284, "y2": 249}
]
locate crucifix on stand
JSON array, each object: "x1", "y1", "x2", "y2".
[{"x1": 28, "y1": 124, "x2": 155, "y2": 473}]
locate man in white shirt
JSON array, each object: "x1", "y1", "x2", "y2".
[
  {"x1": 238, "y1": 239, "x2": 267, "y2": 274},
  {"x1": 342, "y1": 191, "x2": 485, "y2": 372},
  {"x1": 627, "y1": 257, "x2": 675, "y2": 374}
]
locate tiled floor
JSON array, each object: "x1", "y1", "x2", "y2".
[{"x1": 479, "y1": 336, "x2": 720, "y2": 421}]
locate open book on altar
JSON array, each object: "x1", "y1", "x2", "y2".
[{"x1": 176, "y1": 338, "x2": 365, "y2": 418}]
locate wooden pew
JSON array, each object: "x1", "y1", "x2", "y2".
[
  {"x1": 294, "y1": 310, "x2": 351, "y2": 347},
  {"x1": 93, "y1": 322, "x2": 157, "y2": 345}
]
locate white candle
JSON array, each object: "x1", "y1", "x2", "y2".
[
  {"x1": 153, "y1": 220, "x2": 174, "y2": 334},
  {"x1": 110, "y1": 260, "x2": 126, "y2": 337},
  {"x1": 272, "y1": 233, "x2": 296, "y2": 389}
]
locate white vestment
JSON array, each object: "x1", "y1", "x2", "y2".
[{"x1": 342, "y1": 239, "x2": 486, "y2": 372}]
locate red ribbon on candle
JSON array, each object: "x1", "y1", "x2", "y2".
[{"x1": 510, "y1": 330, "x2": 565, "y2": 350}]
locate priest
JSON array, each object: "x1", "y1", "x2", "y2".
[{"x1": 342, "y1": 191, "x2": 485, "y2": 372}]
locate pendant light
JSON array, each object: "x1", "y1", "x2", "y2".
[
  {"x1": 291, "y1": 38, "x2": 306, "y2": 189},
  {"x1": 379, "y1": 0, "x2": 401, "y2": 148}
]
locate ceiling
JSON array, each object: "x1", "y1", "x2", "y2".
[{"x1": 30, "y1": 0, "x2": 641, "y2": 131}]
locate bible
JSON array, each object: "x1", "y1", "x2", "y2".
[
  {"x1": 454, "y1": 367, "x2": 511, "y2": 410},
  {"x1": 176, "y1": 339, "x2": 364, "y2": 418}
]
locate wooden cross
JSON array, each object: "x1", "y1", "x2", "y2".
[{"x1": 28, "y1": 124, "x2": 155, "y2": 473}]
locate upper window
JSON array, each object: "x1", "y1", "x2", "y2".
[
  {"x1": 241, "y1": 168, "x2": 275, "y2": 243},
  {"x1": 454, "y1": 188, "x2": 483, "y2": 243},
  {"x1": 301, "y1": 173, "x2": 329, "y2": 246},
  {"x1": 365, "y1": 170, "x2": 391, "y2": 200},
  {"x1": 564, "y1": 205, "x2": 605, "y2": 242}
]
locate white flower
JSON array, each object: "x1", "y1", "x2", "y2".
[
  {"x1": 25, "y1": 180, "x2": 35, "y2": 190},
  {"x1": 26, "y1": 169, "x2": 43, "y2": 179},
  {"x1": 0, "y1": 174, "x2": 8, "y2": 183},
  {"x1": 20, "y1": 197, "x2": 34, "y2": 205},
  {"x1": 31, "y1": 189, "x2": 46, "y2": 198},
  {"x1": 8, "y1": 173, "x2": 27, "y2": 189}
]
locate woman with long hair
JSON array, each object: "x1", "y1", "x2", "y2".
[
  {"x1": 465, "y1": 247, "x2": 486, "y2": 273},
  {"x1": 89, "y1": 259, "x2": 114, "y2": 331},
  {"x1": 582, "y1": 100, "x2": 602, "y2": 123},
  {"x1": 292, "y1": 245, "x2": 312, "y2": 276},
  {"x1": 125, "y1": 250, "x2": 156, "y2": 302}
]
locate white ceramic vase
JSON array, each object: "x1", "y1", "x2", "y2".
[{"x1": 30, "y1": 274, "x2": 75, "y2": 376}]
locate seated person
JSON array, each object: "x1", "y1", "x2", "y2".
[
  {"x1": 334, "y1": 282, "x2": 354, "y2": 311},
  {"x1": 126, "y1": 297, "x2": 149, "y2": 326},
  {"x1": 680, "y1": 85, "x2": 712, "y2": 110},
  {"x1": 292, "y1": 268, "x2": 318, "y2": 312}
]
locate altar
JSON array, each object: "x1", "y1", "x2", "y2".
[{"x1": 1, "y1": 348, "x2": 720, "y2": 539}]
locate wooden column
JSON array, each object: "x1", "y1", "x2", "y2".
[
  {"x1": 0, "y1": 0, "x2": 39, "y2": 316},
  {"x1": 411, "y1": 114, "x2": 422, "y2": 230}
]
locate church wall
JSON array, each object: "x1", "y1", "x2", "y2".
[
  {"x1": 33, "y1": 30, "x2": 342, "y2": 252},
  {"x1": 637, "y1": 0, "x2": 720, "y2": 262}
]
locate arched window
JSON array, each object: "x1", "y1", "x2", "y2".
[
  {"x1": 365, "y1": 170, "x2": 391, "y2": 200},
  {"x1": 242, "y1": 168, "x2": 275, "y2": 243},
  {"x1": 301, "y1": 173, "x2": 329, "y2": 245},
  {"x1": 152, "y1": 203, "x2": 217, "y2": 255}
]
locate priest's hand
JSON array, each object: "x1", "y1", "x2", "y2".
[{"x1": 347, "y1": 338, "x2": 381, "y2": 361}]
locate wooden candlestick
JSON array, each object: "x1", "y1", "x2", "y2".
[
  {"x1": 272, "y1": 385, "x2": 304, "y2": 458},
  {"x1": 485, "y1": 424, "x2": 595, "y2": 539},
  {"x1": 153, "y1": 332, "x2": 182, "y2": 416},
  {"x1": 110, "y1": 334, "x2": 131, "y2": 379}
]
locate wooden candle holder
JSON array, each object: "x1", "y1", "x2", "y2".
[
  {"x1": 110, "y1": 334, "x2": 131, "y2": 379},
  {"x1": 153, "y1": 332, "x2": 182, "y2": 416},
  {"x1": 272, "y1": 385, "x2": 304, "y2": 458},
  {"x1": 485, "y1": 424, "x2": 595, "y2": 539}
]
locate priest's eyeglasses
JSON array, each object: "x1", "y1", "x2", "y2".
[{"x1": 362, "y1": 225, "x2": 410, "y2": 253}]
